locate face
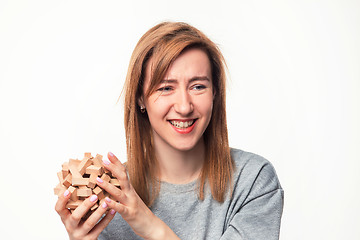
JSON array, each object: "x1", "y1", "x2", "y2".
[{"x1": 141, "y1": 48, "x2": 214, "y2": 152}]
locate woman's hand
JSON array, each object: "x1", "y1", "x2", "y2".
[
  {"x1": 55, "y1": 189, "x2": 115, "y2": 240},
  {"x1": 95, "y1": 152, "x2": 180, "y2": 240}
]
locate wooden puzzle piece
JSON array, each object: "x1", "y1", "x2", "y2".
[
  {"x1": 85, "y1": 165, "x2": 103, "y2": 176},
  {"x1": 78, "y1": 157, "x2": 92, "y2": 175},
  {"x1": 88, "y1": 173, "x2": 97, "y2": 188},
  {"x1": 110, "y1": 178, "x2": 120, "y2": 187},
  {"x1": 77, "y1": 187, "x2": 92, "y2": 197},
  {"x1": 54, "y1": 152, "x2": 121, "y2": 219},
  {"x1": 68, "y1": 186, "x2": 78, "y2": 201},
  {"x1": 101, "y1": 173, "x2": 111, "y2": 183}
]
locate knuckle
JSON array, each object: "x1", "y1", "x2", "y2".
[
  {"x1": 70, "y1": 214, "x2": 81, "y2": 223},
  {"x1": 118, "y1": 172, "x2": 127, "y2": 181},
  {"x1": 72, "y1": 231, "x2": 83, "y2": 240},
  {"x1": 54, "y1": 205, "x2": 60, "y2": 213},
  {"x1": 82, "y1": 220, "x2": 93, "y2": 230},
  {"x1": 84, "y1": 236, "x2": 95, "y2": 240},
  {"x1": 55, "y1": 204, "x2": 62, "y2": 214},
  {"x1": 64, "y1": 223, "x2": 74, "y2": 234},
  {"x1": 114, "y1": 191, "x2": 123, "y2": 200}
]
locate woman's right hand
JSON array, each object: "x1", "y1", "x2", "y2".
[{"x1": 55, "y1": 189, "x2": 115, "y2": 240}]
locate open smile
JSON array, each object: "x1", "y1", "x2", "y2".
[{"x1": 168, "y1": 119, "x2": 198, "y2": 134}]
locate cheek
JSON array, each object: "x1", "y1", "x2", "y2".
[
  {"x1": 145, "y1": 98, "x2": 171, "y2": 119},
  {"x1": 196, "y1": 95, "x2": 214, "y2": 118}
]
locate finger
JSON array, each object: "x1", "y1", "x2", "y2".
[
  {"x1": 104, "y1": 197, "x2": 129, "y2": 218},
  {"x1": 105, "y1": 152, "x2": 127, "y2": 173},
  {"x1": 96, "y1": 176, "x2": 128, "y2": 204},
  {"x1": 69, "y1": 195, "x2": 99, "y2": 228},
  {"x1": 88, "y1": 208, "x2": 116, "y2": 238},
  {"x1": 103, "y1": 152, "x2": 131, "y2": 191},
  {"x1": 55, "y1": 189, "x2": 71, "y2": 222},
  {"x1": 81, "y1": 200, "x2": 111, "y2": 234}
]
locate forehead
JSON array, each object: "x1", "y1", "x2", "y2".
[
  {"x1": 144, "y1": 48, "x2": 212, "y2": 85},
  {"x1": 165, "y1": 48, "x2": 211, "y2": 79}
]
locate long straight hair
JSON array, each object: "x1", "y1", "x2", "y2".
[{"x1": 123, "y1": 22, "x2": 234, "y2": 206}]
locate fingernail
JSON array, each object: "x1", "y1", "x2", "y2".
[
  {"x1": 109, "y1": 152, "x2": 114, "y2": 157},
  {"x1": 96, "y1": 177, "x2": 104, "y2": 183},
  {"x1": 103, "y1": 159, "x2": 110, "y2": 165},
  {"x1": 110, "y1": 209, "x2": 116, "y2": 215},
  {"x1": 90, "y1": 195, "x2": 98, "y2": 202},
  {"x1": 64, "y1": 190, "x2": 70, "y2": 197},
  {"x1": 102, "y1": 202, "x2": 108, "y2": 208},
  {"x1": 105, "y1": 197, "x2": 111, "y2": 203}
]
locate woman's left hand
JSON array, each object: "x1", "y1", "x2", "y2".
[{"x1": 96, "y1": 152, "x2": 179, "y2": 240}]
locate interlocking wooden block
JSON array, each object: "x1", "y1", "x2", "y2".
[
  {"x1": 62, "y1": 174, "x2": 72, "y2": 188},
  {"x1": 69, "y1": 164, "x2": 82, "y2": 179},
  {"x1": 110, "y1": 178, "x2": 120, "y2": 187},
  {"x1": 77, "y1": 187, "x2": 92, "y2": 197},
  {"x1": 101, "y1": 173, "x2": 111, "y2": 183},
  {"x1": 62, "y1": 162, "x2": 69, "y2": 178},
  {"x1": 88, "y1": 174, "x2": 97, "y2": 188},
  {"x1": 68, "y1": 186, "x2": 78, "y2": 201},
  {"x1": 57, "y1": 171, "x2": 64, "y2": 183},
  {"x1": 78, "y1": 157, "x2": 92, "y2": 175},
  {"x1": 86, "y1": 165, "x2": 103, "y2": 176},
  {"x1": 92, "y1": 154, "x2": 103, "y2": 167},
  {"x1": 54, "y1": 152, "x2": 120, "y2": 219},
  {"x1": 54, "y1": 183, "x2": 67, "y2": 196},
  {"x1": 66, "y1": 200, "x2": 82, "y2": 209},
  {"x1": 91, "y1": 203, "x2": 99, "y2": 211},
  {"x1": 72, "y1": 177, "x2": 90, "y2": 186},
  {"x1": 93, "y1": 186, "x2": 105, "y2": 200},
  {"x1": 69, "y1": 158, "x2": 81, "y2": 166}
]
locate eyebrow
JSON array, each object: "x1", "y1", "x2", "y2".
[{"x1": 160, "y1": 76, "x2": 210, "y2": 83}]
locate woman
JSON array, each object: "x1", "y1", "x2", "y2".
[{"x1": 55, "y1": 21, "x2": 284, "y2": 240}]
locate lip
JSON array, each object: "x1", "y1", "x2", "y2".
[{"x1": 168, "y1": 119, "x2": 197, "y2": 134}]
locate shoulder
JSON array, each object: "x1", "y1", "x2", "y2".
[
  {"x1": 230, "y1": 148, "x2": 278, "y2": 173},
  {"x1": 230, "y1": 148, "x2": 283, "y2": 199}
]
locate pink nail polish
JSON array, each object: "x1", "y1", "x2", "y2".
[
  {"x1": 90, "y1": 195, "x2": 98, "y2": 202},
  {"x1": 105, "y1": 197, "x2": 111, "y2": 203},
  {"x1": 96, "y1": 177, "x2": 104, "y2": 183},
  {"x1": 103, "y1": 159, "x2": 110, "y2": 165},
  {"x1": 109, "y1": 152, "x2": 114, "y2": 157},
  {"x1": 110, "y1": 209, "x2": 116, "y2": 215},
  {"x1": 64, "y1": 190, "x2": 70, "y2": 197},
  {"x1": 102, "y1": 202, "x2": 108, "y2": 208}
]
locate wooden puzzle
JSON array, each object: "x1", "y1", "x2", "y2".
[{"x1": 54, "y1": 152, "x2": 120, "y2": 218}]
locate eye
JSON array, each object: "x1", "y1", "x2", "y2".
[
  {"x1": 156, "y1": 86, "x2": 173, "y2": 92},
  {"x1": 192, "y1": 84, "x2": 207, "y2": 91}
]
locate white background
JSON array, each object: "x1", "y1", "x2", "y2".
[{"x1": 0, "y1": 0, "x2": 359, "y2": 239}]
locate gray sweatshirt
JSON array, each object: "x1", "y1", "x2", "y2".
[{"x1": 99, "y1": 148, "x2": 284, "y2": 239}]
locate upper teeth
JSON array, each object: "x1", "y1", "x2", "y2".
[{"x1": 170, "y1": 120, "x2": 194, "y2": 128}]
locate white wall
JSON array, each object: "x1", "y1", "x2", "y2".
[{"x1": 0, "y1": 1, "x2": 359, "y2": 239}]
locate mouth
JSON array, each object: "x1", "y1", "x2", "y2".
[{"x1": 168, "y1": 119, "x2": 197, "y2": 129}]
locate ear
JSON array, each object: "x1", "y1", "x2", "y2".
[
  {"x1": 137, "y1": 96, "x2": 145, "y2": 108},
  {"x1": 212, "y1": 89, "x2": 216, "y2": 99}
]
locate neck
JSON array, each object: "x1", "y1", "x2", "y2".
[{"x1": 154, "y1": 138, "x2": 205, "y2": 184}]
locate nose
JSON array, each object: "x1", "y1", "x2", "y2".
[{"x1": 173, "y1": 91, "x2": 194, "y2": 115}]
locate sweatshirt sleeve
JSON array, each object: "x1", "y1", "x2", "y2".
[{"x1": 220, "y1": 155, "x2": 284, "y2": 240}]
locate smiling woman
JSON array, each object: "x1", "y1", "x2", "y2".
[
  {"x1": 124, "y1": 23, "x2": 232, "y2": 206},
  {"x1": 55, "y1": 21, "x2": 284, "y2": 240}
]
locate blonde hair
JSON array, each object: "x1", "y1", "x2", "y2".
[{"x1": 123, "y1": 22, "x2": 234, "y2": 206}]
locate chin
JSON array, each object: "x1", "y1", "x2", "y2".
[
  {"x1": 170, "y1": 138, "x2": 203, "y2": 152},
  {"x1": 173, "y1": 145, "x2": 196, "y2": 152}
]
